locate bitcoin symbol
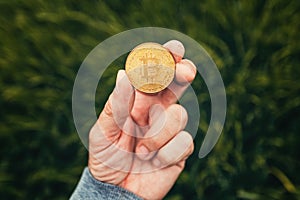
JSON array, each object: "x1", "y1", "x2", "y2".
[{"x1": 125, "y1": 42, "x2": 175, "y2": 93}]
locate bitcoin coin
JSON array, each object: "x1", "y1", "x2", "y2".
[{"x1": 125, "y1": 42, "x2": 175, "y2": 93}]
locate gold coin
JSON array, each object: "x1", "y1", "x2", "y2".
[{"x1": 125, "y1": 42, "x2": 175, "y2": 93}]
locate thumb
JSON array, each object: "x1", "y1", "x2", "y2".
[{"x1": 95, "y1": 70, "x2": 135, "y2": 141}]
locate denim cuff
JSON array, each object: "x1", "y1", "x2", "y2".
[{"x1": 70, "y1": 167, "x2": 143, "y2": 200}]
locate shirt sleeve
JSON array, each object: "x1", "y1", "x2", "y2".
[{"x1": 70, "y1": 167, "x2": 143, "y2": 200}]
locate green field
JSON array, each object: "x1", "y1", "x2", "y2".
[{"x1": 0, "y1": 0, "x2": 299, "y2": 199}]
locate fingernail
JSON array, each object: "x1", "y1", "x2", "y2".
[
  {"x1": 175, "y1": 60, "x2": 197, "y2": 84},
  {"x1": 137, "y1": 145, "x2": 152, "y2": 160},
  {"x1": 163, "y1": 40, "x2": 185, "y2": 59},
  {"x1": 138, "y1": 145, "x2": 149, "y2": 154},
  {"x1": 183, "y1": 59, "x2": 197, "y2": 75},
  {"x1": 115, "y1": 70, "x2": 133, "y2": 94}
]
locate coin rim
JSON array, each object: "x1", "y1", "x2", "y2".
[{"x1": 125, "y1": 42, "x2": 176, "y2": 93}]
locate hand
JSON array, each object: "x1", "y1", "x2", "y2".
[{"x1": 88, "y1": 40, "x2": 197, "y2": 200}]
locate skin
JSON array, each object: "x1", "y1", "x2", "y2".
[{"x1": 88, "y1": 40, "x2": 197, "y2": 200}]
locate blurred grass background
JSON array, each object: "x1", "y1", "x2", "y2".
[{"x1": 0, "y1": 0, "x2": 300, "y2": 199}]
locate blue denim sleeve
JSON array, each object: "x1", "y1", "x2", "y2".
[{"x1": 70, "y1": 167, "x2": 143, "y2": 200}]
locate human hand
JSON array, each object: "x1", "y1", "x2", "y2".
[{"x1": 88, "y1": 40, "x2": 197, "y2": 200}]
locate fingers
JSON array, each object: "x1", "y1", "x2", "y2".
[
  {"x1": 174, "y1": 59, "x2": 197, "y2": 85},
  {"x1": 95, "y1": 70, "x2": 134, "y2": 141},
  {"x1": 163, "y1": 40, "x2": 197, "y2": 105},
  {"x1": 163, "y1": 40, "x2": 196, "y2": 86},
  {"x1": 152, "y1": 131, "x2": 194, "y2": 167},
  {"x1": 130, "y1": 90, "x2": 160, "y2": 127},
  {"x1": 161, "y1": 59, "x2": 197, "y2": 105},
  {"x1": 163, "y1": 40, "x2": 185, "y2": 62},
  {"x1": 130, "y1": 40, "x2": 196, "y2": 126},
  {"x1": 136, "y1": 104, "x2": 188, "y2": 159}
]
